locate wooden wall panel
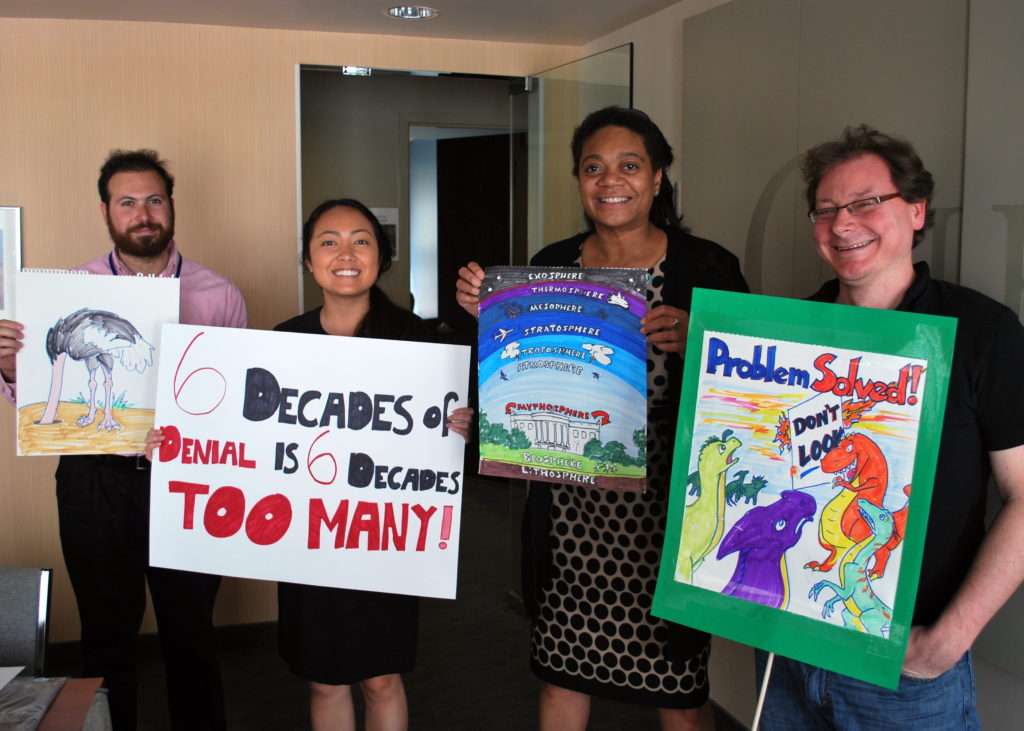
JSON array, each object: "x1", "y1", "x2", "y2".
[{"x1": 0, "y1": 17, "x2": 577, "y2": 641}]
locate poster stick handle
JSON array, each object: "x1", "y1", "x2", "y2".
[{"x1": 751, "y1": 651, "x2": 774, "y2": 731}]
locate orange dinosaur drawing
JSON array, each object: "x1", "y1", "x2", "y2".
[{"x1": 804, "y1": 433, "x2": 909, "y2": 579}]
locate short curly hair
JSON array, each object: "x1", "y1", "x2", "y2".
[
  {"x1": 802, "y1": 125, "x2": 934, "y2": 247},
  {"x1": 98, "y1": 149, "x2": 174, "y2": 204}
]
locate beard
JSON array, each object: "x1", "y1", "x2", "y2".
[{"x1": 106, "y1": 210, "x2": 175, "y2": 259}]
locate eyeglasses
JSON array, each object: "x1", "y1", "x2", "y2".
[{"x1": 808, "y1": 193, "x2": 902, "y2": 223}]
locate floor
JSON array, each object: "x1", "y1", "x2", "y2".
[{"x1": 48, "y1": 475, "x2": 744, "y2": 730}]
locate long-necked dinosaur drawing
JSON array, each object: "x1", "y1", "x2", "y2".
[
  {"x1": 809, "y1": 497, "x2": 902, "y2": 637},
  {"x1": 676, "y1": 429, "x2": 742, "y2": 582}
]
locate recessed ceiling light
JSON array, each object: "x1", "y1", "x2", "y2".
[{"x1": 387, "y1": 5, "x2": 440, "y2": 21}]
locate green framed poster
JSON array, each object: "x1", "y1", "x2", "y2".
[{"x1": 652, "y1": 289, "x2": 956, "y2": 689}]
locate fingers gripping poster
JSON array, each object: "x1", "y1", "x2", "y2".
[
  {"x1": 149, "y1": 325, "x2": 471, "y2": 599},
  {"x1": 653, "y1": 289, "x2": 955, "y2": 689},
  {"x1": 476, "y1": 266, "x2": 649, "y2": 490},
  {"x1": 15, "y1": 270, "x2": 180, "y2": 455}
]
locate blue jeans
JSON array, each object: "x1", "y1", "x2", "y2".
[{"x1": 754, "y1": 650, "x2": 979, "y2": 730}]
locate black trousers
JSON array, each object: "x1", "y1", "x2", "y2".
[{"x1": 56, "y1": 455, "x2": 226, "y2": 731}]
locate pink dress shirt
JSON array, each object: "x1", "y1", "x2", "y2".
[{"x1": 1, "y1": 242, "x2": 247, "y2": 403}]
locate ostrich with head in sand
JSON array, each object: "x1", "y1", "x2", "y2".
[{"x1": 36, "y1": 308, "x2": 154, "y2": 430}]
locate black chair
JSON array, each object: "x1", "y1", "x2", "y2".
[{"x1": 0, "y1": 567, "x2": 52, "y2": 676}]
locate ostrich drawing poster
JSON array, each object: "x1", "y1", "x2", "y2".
[
  {"x1": 652, "y1": 289, "x2": 955, "y2": 690},
  {"x1": 15, "y1": 270, "x2": 180, "y2": 455},
  {"x1": 477, "y1": 266, "x2": 649, "y2": 490}
]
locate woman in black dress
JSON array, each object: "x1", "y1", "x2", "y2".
[
  {"x1": 277, "y1": 199, "x2": 473, "y2": 731},
  {"x1": 456, "y1": 108, "x2": 748, "y2": 730}
]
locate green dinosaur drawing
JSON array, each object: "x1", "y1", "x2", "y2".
[
  {"x1": 689, "y1": 467, "x2": 768, "y2": 507},
  {"x1": 728, "y1": 473, "x2": 768, "y2": 506},
  {"x1": 808, "y1": 498, "x2": 895, "y2": 637},
  {"x1": 676, "y1": 429, "x2": 742, "y2": 582},
  {"x1": 722, "y1": 469, "x2": 748, "y2": 500},
  {"x1": 685, "y1": 468, "x2": 706, "y2": 497}
]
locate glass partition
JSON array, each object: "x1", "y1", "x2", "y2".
[{"x1": 513, "y1": 44, "x2": 633, "y2": 261}]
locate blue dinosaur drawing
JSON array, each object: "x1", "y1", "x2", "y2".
[{"x1": 809, "y1": 497, "x2": 899, "y2": 637}]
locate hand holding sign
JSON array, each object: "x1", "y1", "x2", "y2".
[{"x1": 149, "y1": 325, "x2": 471, "y2": 599}]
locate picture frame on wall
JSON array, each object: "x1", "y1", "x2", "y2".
[{"x1": 0, "y1": 207, "x2": 22, "y2": 319}]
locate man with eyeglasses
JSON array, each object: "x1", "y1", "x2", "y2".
[{"x1": 756, "y1": 125, "x2": 1024, "y2": 729}]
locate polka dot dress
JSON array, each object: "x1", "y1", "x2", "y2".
[{"x1": 530, "y1": 259, "x2": 711, "y2": 707}]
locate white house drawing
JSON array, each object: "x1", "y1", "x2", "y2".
[{"x1": 508, "y1": 408, "x2": 602, "y2": 454}]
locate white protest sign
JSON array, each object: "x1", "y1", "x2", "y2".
[
  {"x1": 149, "y1": 324, "x2": 471, "y2": 599},
  {"x1": 787, "y1": 390, "x2": 847, "y2": 489}
]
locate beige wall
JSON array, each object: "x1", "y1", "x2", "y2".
[
  {"x1": 582, "y1": 0, "x2": 734, "y2": 193},
  {"x1": 0, "y1": 16, "x2": 577, "y2": 642},
  {"x1": 678, "y1": 0, "x2": 967, "y2": 298},
  {"x1": 960, "y1": 1, "x2": 1024, "y2": 726},
  {"x1": 521, "y1": 0, "x2": 735, "y2": 254}
]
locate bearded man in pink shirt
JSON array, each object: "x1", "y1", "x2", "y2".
[{"x1": 0, "y1": 149, "x2": 246, "y2": 731}]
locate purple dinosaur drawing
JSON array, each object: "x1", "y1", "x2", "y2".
[{"x1": 717, "y1": 490, "x2": 817, "y2": 609}]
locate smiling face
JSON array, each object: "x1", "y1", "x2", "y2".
[
  {"x1": 305, "y1": 205, "x2": 381, "y2": 302},
  {"x1": 577, "y1": 125, "x2": 662, "y2": 233},
  {"x1": 102, "y1": 170, "x2": 175, "y2": 258},
  {"x1": 812, "y1": 154, "x2": 925, "y2": 300}
]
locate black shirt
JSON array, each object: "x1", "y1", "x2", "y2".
[
  {"x1": 529, "y1": 227, "x2": 749, "y2": 426},
  {"x1": 274, "y1": 286, "x2": 437, "y2": 344},
  {"x1": 810, "y1": 262, "x2": 1024, "y2": 625}
]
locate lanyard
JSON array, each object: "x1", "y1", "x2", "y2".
[{"x1": 107, "y1": 251, "x2": 183, "y2": 278}]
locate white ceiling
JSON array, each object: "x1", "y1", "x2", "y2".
[{"x1": 0, "y1": 0, "x2": 681, "y2": 45}]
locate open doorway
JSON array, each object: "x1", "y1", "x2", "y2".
[
  {"x1": 296, "y1": 47, "x2": 631, "y2": 331},
  {"x1": 410, "y1": 126, "x2": 527, "y2": 339},
  {"x1": 298, "y1": 66, "x2": 523, "y2": 339}
]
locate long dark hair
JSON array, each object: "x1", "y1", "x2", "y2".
[
  {"x1": 570, "y1": 106, "x2": 682, "y2": 231},
  {"x1": 301, "y1": 198, "x2": 393, "y2": 275}
]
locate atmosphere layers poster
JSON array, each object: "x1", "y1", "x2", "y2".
[{"x1": 477, "y1": 266, "x2": 649, "y2": 491}]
